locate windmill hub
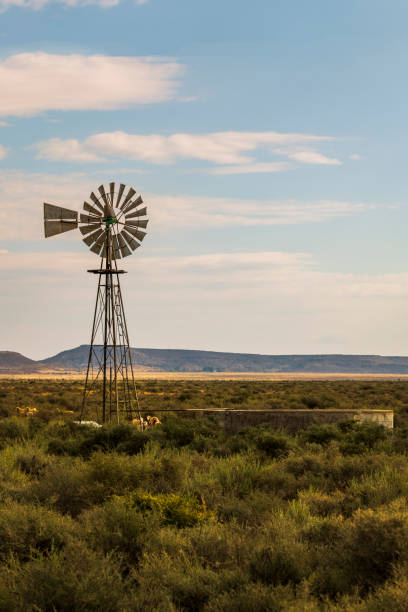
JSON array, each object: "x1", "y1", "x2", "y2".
[
  {"x1": 103, "y1": 202, "x2": 118, "y2": 225},
  {"x1": 43, "y1": 182, "x2": 148, "y2": 424}
]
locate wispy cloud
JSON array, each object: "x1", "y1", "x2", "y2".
[
  {"x1": 0, "y1": 145, "x2": 7, "y2": 160},
  {"x1": 0, "y1": 53, "x2": 183, "y2": 116},
  {"x1": 148, "y1": 194, "x2": 372, "y2": 231},
  {"x1": 208, "y1": 162, "x2": 292, "y2": 175},
  {"x1": 35, "y1": 139, "x2": 104, "y2": 163},
  {"x1": 0, "y1": 0, "x2": 148, "y2": 11},
  {"x1": 287, "y1": 151, "x2": 341, "y2": 166},
  {"x1": 34, "y1": 129, "x2": 341, "y2": 172},
  {"x1": 0, "y1": 171, "x2": 373, "y2": 242}
]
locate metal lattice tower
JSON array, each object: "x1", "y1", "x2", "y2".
[{"x1": 42, "y1": 182, "x2": 148, "y2": 424}]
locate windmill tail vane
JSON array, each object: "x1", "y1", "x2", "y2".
[{"x1": 43, "y1": 182, "x2": 148, "y2": 425}]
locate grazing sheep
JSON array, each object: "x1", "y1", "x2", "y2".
[
  {"x1": 146, "y1": 415, "x2": 161, "y2": 427},
  {"x1": 16, "y1": 406, "x2": 38, "y2": 417},
  {"x1": 131, "y1": 416, "x2": 161, "y2": 430},
  {"x1": 132, "y1": 417, "x2": 148, "y2": 431}
]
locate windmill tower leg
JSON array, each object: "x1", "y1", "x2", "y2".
[{"x1": 81, "y1": 243, "x2": 140, "y2": 424}]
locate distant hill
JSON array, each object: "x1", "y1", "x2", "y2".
[
  {"x1": 1, "y1": 346, "x2": 408, "y2": 374},
  {"x1": 0, "y1": 351, "x2": 44, "y2": 374},
  {"x1": 39, "y1": 347, "x2": 408, "y2": 373}
]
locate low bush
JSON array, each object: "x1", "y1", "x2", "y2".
[
  {"x1": 133, "y1": 491, "x2": 214, "y2": 528},
  {"x1": 0, "y1": 500, "x2": 75, "y2": 561},
  {"x1": 0, "y1": 540, "x2": 137, "y2": 611},
  {"x1": 0, "y1": 418, "x2": 28, "y2": 444},
  {"x1": 249, "y1": 546, "x2": 304, "y2": 586}
]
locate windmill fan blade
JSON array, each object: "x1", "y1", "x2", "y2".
[
  {"x1": 80, "y1": 214, "x2": 102, "y2": 224},
  {"x1": 90, "y1": 242, "x2": 103, "y2": 255},
  {"x1": 120, "y1": 242, "x2": 132, "y2": 258},
  {"x1": 125, "y1": 218, "x2": 148, "y2": 229},
  {"x1": 117, "y1": 234, "x2": 127, "y2": 249},
  {"x1": 83, "y1": 228, "x2": 105, "y2": 247},
  {"x1": 90, "y1": 192, "x2": 104, "y2": 212},
  {"x1": 83, "y1": 202, "x2": 102, "y2": 217},
  {"x1": 125, "y1": 206, "x2": 147, "y2": 219},
  {"x1": 117, "y1": 233, "x2": 131, "y2": 257},
  {"x1": 122, "y1": 195, "x2": 143, "y2": 215},
  {"x1": 80, "y1": 224, "x2": 101, "y2": 236},
  {"x1": 98, "y1": 185, "x2": 109, "y2": 206},
  {"x1": 109, "y1": 182, "x2": 115, "y2": 206},
  {"x1": 44, "y1": 203, "x2": 77, "y2": 221},
  {"x1": 116, "y1": 183, "x2": 125, "y2": 208},
  {"x1": 44, "y1": 220, "x2": 77, "y2": 238},
  {"x1": 123, "y1": 224, "x2": 146, "y2": 242},
  {"x1": 120, "y1": 187, "x2": 136, "y2": 210},
  {"x1": 121, "y1": 229, "x2": 140, "y2": 251},
  {"x1": 95, "y1": 233, "x2": 106, "y2": 247},
  {"x1": 103, "y1": 203, "x2": 116, "y2": 218}
]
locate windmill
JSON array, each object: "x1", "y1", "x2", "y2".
[{"x1": 43, "y1": 182, "x2": 148, "y2": 424}]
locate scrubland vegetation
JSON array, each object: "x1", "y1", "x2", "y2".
[{"x1": 0, "y1": 379, "x2": 407, "y2": 609}]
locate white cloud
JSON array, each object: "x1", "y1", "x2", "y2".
[
  {"x1": 0, "y1": 171, "x2": 372, "y2": 241},
  {"x1": 349, "y1": 153, "x2": 362, "y2": 160},
  {"x1": 208, "y1": 162, "x2": 292, "y2": 175},
  {"x1": 148, "y1": 194, "x2": 372, "y2": 231},
  {"x1": 0, "y1": 171, "x2": 90, "y2": 241},
  {"x1": 0, "y1": 0, "x2": 148, "y2": 10},
  {"x1": 0, "y1": 53, "x2": 183, "y2": 116},
  {"x1": 34, "y1": 130, "x2": 339, "y2": 171},
  {"x1": 0, "y1": 145, "x2": 7, "y2": 160},
  {"x1": 35, "y1": 139, "x2": 104, "y2": 163},
  {"x1": 288, "y1": 150, "x2": 342, "y2": 166},
  {"x1": 0, "y1": 121, "x2": 9, "y2": 127}
]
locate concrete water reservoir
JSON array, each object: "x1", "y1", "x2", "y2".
[{"x1": 159, "y1": 408, "x2": 394, "y2": 434}]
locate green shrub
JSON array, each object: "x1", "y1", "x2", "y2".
[
  {"x1": 249, "y1": 547, "x2": 304, "y2": 586},
  {"x1": 204, "y1": 583, "x2": 311, "y2": 612},
  {"x1": 15, "y1": 450, "x2": 48, "y2": 477},
  {"x1": 0, "y1": 418, "x2": 27, "y2": 443},
  {"x1": 133, "y1": 491, "x2": 214, "y2": 528},
  {"x1": 136, "y1": 552, "x2": 242, "y2": 612},
  {"x1": 339, "y1": 422, "x2": 391, "y2": 455},
  {"x1": 28, "y1": 457, "x2": 105, "y2": 516},
  {"x1": 0, "y1": 540, "x2": 136, "y2": 611},
  {"x1": 0, "y1": 500, "x2": 75, "y2": 561},
  {"x1": 298, "y1": 487, "x2": 344, "y2": 517},
  {"x1": 151, "y1": 415, "x2": 219, "y2": 448},
  {"x1": 360, "y1": 566, "x2": 408, "y2": 611},
  {"x1": 227, "y1": 426, "x2": 292, "y2": 458},
  {"x1": 255, "y1": 430, "x2": 291, "y2": 457},
  {"x1": 80, "y1": 496, "x2": 156, "y2": 566},
  {"x1": 311, "y1": 508, "x2": 408, "y2": 597},
  {"x1": 299, "y1": 423, "x2": 342, "y2": 445}
]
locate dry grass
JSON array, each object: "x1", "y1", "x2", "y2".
[{"x1": 3, "y1": 372, "x2": 408, "y2": 381}]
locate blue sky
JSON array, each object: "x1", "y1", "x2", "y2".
[{"x1": 1, "y1": 0, "x2": 408, "y2": 359}]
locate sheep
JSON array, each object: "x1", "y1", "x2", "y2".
[
  {"x1": 131, "y1": 415, "x2": 161, "y2": 430},
  {"x1": 16, "y1": 406, "x2": 38, "y2": 417},
  {"x1": 132, "y1": 417, "x2": 148, "y2": 431},
  {"x1": 146, "y1": 415, "x2": 161, "y2": 427}
]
